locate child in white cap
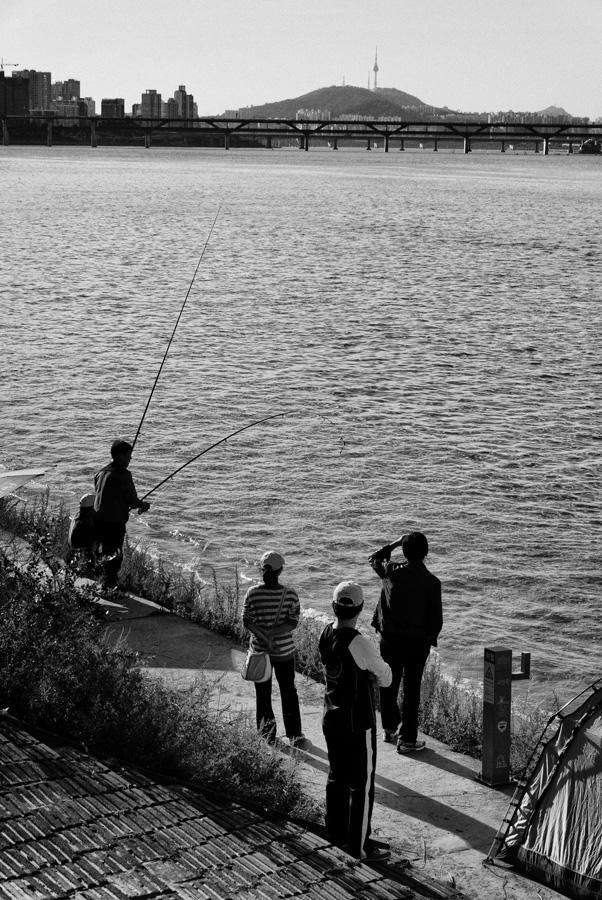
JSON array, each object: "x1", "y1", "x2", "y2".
[{"x1": 318, "y1": 581, "x2": 392, "y2": 861}]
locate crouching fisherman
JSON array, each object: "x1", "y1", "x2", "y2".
[
  {"x1": 67, "y1": 493, "x2": 98, "y2": 571},
  {"x1": 319, "y1": 581, "x2": 392, "y2": 862},
  {"x1": 94, "y1": 440, "x2": 150, "y2": 592}
]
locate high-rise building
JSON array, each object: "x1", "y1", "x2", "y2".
[
  {"x1": 140, "y1": 89, "x2": 162, "y2": 118},
  {"x1": 14, "y1": 69, "x2": 52, "y2": 110},
  {"x1": 0, "y1": 71, "x2": 29, "y2": 115},
  {"x1": 82, "y1": 97, "x2": 96, "y2": 116},
  {"x1": 174, "y1": 85, "x2": 194, "y2": 119},
  {"x1": 52, "y1": 79, "x2": 81, "y2": 101},
  {"x1": 101, "y1": 98, "x2": 125, "y2": 117},
  {"x1": 163, "y1": 97, "x2": 178, "y2": 118}
]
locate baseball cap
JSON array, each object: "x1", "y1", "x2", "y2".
[
  {"x1": 79, "y1": 493, "x2": 95, "y2": 508},
  {"x1": 332, "y1": 581, "x2": 364, "y2": 608},
  {"x1": 260, "y1": 550, "x2": 285, "y2": 572}
]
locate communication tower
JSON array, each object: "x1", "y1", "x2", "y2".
[{"x1": 373, "y1": 48, "x2": 379, "y2": 90}]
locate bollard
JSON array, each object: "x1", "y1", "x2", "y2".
[{"x1": 479, "y1": 646, "x2": 531, "y2": 786}]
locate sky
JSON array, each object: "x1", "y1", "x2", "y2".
[{"x1": 3, "y1": 0, "x2": 602, "y2": 119}]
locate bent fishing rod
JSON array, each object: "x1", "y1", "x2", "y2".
[
  {"x1": 131, "y1": 206, "x2": 222, "y2": 450},
  {"x1": 139, "y1": 413, "x2": 288, "y2": 502}
]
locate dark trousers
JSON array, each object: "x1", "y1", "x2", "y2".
[
  {"x1": 95, "y1": 521, "x2": 126, "y2": 589},
  {"x1": 254, "y1": 657, "x2": 302, "y2": 740},
  {"x1": 379, "y1": 637, "x2": 430, "y2": 743},
  {"x1": 323, "y1": 721, "x2": 377, "y2": 859}
]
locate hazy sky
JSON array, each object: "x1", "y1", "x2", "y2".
[{"x1": 4, "y1": 0, "x2": 602, "y2": 118}]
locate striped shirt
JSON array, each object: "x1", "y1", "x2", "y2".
[{"x1": 242, "y1": 583, "x2": 300, "y2": 660}]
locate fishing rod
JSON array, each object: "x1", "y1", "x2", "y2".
[
  {"x1": 131, "y1": 206, "x2": 222, "y2": 450},
  {"x1": 140, "y1": 413, "x2": 288, "y2": 501}
]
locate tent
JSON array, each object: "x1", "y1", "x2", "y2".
[
  {"x1": 0, "y1": 469, "x2": 46, "y2": 500},
  {"x1": 488, "y1": 679, "x2": 602, "y2": 899}
]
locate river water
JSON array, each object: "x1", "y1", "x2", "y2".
[{"x1": 2, "y1": 145, "x2": 601, "y2": 708}]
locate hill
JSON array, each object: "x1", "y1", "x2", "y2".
[
  {"x1": 243, "y1": 85, "x2": 451, "y2": 119},
  {"x1": 535, "y1": 105, "x2": 571, "y2": 117}
]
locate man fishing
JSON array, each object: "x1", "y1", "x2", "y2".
[{"x1": 94, "y1": 440, "x2": 150, "y2": 592}]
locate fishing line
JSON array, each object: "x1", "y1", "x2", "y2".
[
  {"x1": 131, "y1": 206, "x2": 222, "y2": 450},
  {"x1": 139, "y1": 408, "x2": 348, "y2": 502},
  {"x1": 140, "y1": 412, "x2": 288, "y2": 501}
]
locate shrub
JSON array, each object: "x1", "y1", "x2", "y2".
[{"x1": 0, "y1": 554, "x2": 314, "y2": 817}]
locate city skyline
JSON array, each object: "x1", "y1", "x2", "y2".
[{"x1": 4, "y1": 0, "x2": 602, "y2": 119}]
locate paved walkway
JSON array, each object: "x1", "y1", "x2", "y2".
[{"x1": 101, "y1": 592, "x2": 563, "y2": 900}]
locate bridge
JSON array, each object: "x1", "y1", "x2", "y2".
[{"x1": 2, "y1": 114, "x2": 601, "y2": 154}]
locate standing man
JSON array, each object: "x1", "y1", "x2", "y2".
[
  {"x1": 94, "y1": 440, "x2": 150, "y2": 591},
  {"x1": 369, "y1": 532, "x2": 442, "y2": 754},
  {"x1": 319, "y1": 581, "x2": 392, "y2": 862}
]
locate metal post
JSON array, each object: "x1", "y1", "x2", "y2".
[
  {"x1": 384, "y1": 135, "x2": 389, "y2": 153},
  {"x1": 332, "y1": 138, "x2": 338, "y2": 150},
  {"x1": 224, "y1": 133, "x2": 230, "y2": 150},
  {"x1": 500, "y1": 141, "x2": 505, "y2": 153},
  {"x1": 47, "y1": 120, "x2": 53, "y2": 147},
  {"x1": 543, "y1": 137, "x2": 549, "y2": 155},
  {"x1": 399, "y1": 139, "x2": 404, "y2": 151},
  {"x1": 480, "y1": 646, "x2": 531, "y2": 786},
  {"x1": 463, "y1": 137, "x2": 470, "y2": 154},
  {"x1": 266, "y1": 137, "x2": 272, "y2": 149},
  {"x1": 144, "y1": 131, "x2": 151, "y2": 149},
  {"x1": 366, "y1": 138, "x2": 372, "y2": 150},
  {"x1": 433, "y1": 139, "x2": 438, "y2": 152},
  {"x1": 2, "y1": 120, "x2": 8, "y2": 146},
  {"x1": 90, "y1": 120, "x2": 97, "y2": 148}
]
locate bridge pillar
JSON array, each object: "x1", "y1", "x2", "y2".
[
  {"x1": 47, "y1": 120, "x2": 53, "y2": 147},
  {"x1": 2, "y1": 120, "x2": 8, "y2": 146},
  {"x1": 463, "y1": 137, "x2": 471, "y2": 154},
  {"x1": 90, "y1": 120, "x2": 98, "y2": 148},
  {"x1": 399, "y1": 139, "x2": 404, "y2": 151},
  {"x1": 433, "y1": 139, "x2": 438, "y2": 152}
]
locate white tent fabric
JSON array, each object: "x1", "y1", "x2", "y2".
[
  {"x1": 490, "y1": 681, "x2": 602, "y2": 899},
  {"x1": 0, "y1": 469, "x2": 46, "y2": 499}
]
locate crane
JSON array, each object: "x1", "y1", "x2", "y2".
[{"x1": 0, "y1": 59, "x2": 19, "y2": 70}]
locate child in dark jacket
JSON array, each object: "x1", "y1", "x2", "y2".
[{"x1": 319, "y1": 580, "x2": 392, "y2": 861}]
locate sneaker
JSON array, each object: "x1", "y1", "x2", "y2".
[
  {"x1": 289, "y1": 734, "x2": 306, "y2": 748},
  {"x1": 383, "y1": 730, "x2": 398, "y2": 744},
  {"x1": 397, "y1": 739, "x2": 426, "y2": 754}
]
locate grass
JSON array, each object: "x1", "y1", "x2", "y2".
[{"x1": 0, "y1": 491, "x2": 552, "y2": 782}]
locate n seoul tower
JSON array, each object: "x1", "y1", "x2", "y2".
[{"x1": 373, "y1": 47, "x2": 379, "y2": 90}]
